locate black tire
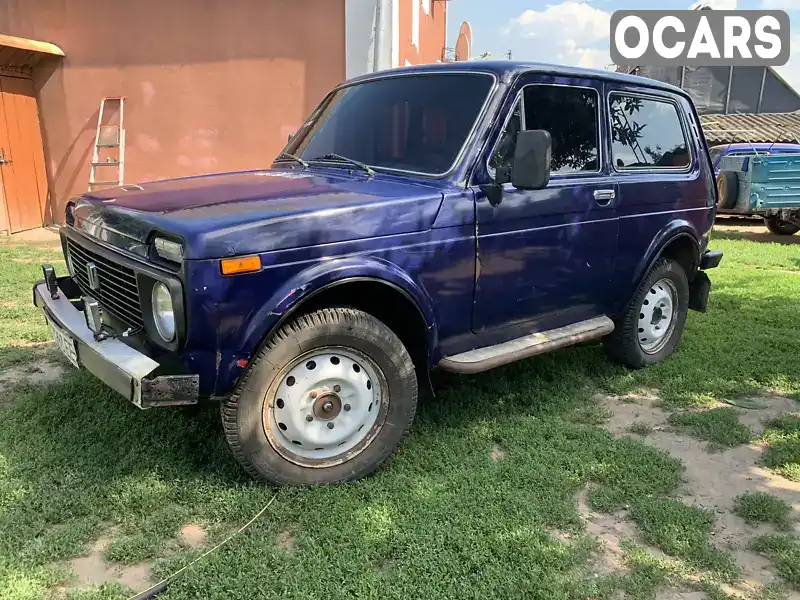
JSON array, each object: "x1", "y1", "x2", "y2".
[
  {"x1": 222, "y1": 308, "x2": 418, "y2": 486},
  {"x1": 764, "y1": 216, "x2": 800, "y2": 236},
  {"x1": 603, "y1": 258, "x2": 690, "y2": 369},
  {"x1": 716, "y1": 171, "x2": 738, "y2": 210}
]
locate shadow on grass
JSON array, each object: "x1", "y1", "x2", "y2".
[{"x1": 713, "y1": 228, "x2": 800, "y2": 246}]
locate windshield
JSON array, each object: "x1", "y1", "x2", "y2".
[{"x1": 282, "y1": 73, "x2": 494, "y2": 175}]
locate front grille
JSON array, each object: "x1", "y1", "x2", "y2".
[{"x1": 67, "y1": 238, "x2": 144, "y2": 329}]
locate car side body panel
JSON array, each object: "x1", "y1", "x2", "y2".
[{"x1": 181, "y1": 185, "x2": 479, "y2": 396}]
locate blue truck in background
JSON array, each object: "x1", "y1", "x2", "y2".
[{"x1": 713, "y1": 143, "x2": 800, "y2": 235}]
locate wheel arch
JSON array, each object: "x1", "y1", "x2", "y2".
[
  {"x1": 630, "y1": 222, "x2": 702, "y2": 301},
  {"x1": 232, "y1": 257, "x2": 438, "y2": 393}
]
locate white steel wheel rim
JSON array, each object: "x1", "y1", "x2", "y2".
[
  {"x1": 637, "y1": 278, "x2": 678, "y2": 354},
  {"x1": 264, "y1": 347, "x2": 385, "y2": 466}
]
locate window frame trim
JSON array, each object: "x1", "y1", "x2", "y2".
[
  {"x1": 607, "y1": 90, "x2": 694, "y2": 174},
  {"x1": 486, "y1": 90, "x2": 525, "y2": 179},
  {"x1": 485, "y1": 82, "x2": 604, "y2": 181}
]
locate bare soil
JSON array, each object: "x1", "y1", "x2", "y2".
[
  {"x1": 69, "y1": 537, "x2": 152, "y2": 591},
  {"x1": 179, "y1": 523, "x2": 207, "y2": 549},
  {"x1": 490, "y1": 443, "x2": 507, "y2": 462},
  {"x1": 277, "y1": 530, "x2": 297, "y2": 553},
  {"x1": 597, "y1": 391, "x2": 800, "y2": 599}
]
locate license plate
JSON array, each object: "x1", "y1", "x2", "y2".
[{"x1": 45, "y1": 314, "x2": 79, "y2": 369}]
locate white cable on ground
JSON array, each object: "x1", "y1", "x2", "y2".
[{"x1": 128, "y1": 491, "x2": 280, "y2": 600}]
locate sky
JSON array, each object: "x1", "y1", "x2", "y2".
[{"x1": 446, "y1": 0, "x2": 800, "y2": 92}]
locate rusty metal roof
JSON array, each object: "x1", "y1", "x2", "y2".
[{"x1": 701, "y1": 112, "x2": 800, "y2": 145}]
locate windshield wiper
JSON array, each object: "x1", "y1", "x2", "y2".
[
  {"x1": 274, "y1": 152, "x2": 309, "y2": 168},
  {"x1": 309, "y1": 153, "x2": 374, "y2": 176}
]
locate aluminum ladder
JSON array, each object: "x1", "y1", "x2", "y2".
[{"x1": 88, "y1": 96, "x2": 125, "y2": 190}]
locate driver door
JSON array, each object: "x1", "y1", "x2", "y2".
[{"x1": 471, "y1": 76, "x2": 619, "y2": 333}]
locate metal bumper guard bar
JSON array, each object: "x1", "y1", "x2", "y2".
[{"x1": 32, "y1": 278, "x2": 199, "y2": 409}]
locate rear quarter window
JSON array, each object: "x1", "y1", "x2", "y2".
[{"x1": 609, "y1": 94, "x2": 691, "y2": 170}]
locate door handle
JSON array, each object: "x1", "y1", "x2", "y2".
[
  {"x1": 594, "y1": 189, "x2": 616, "y2": 205},
  {"x1": 0, "y1": 149, "x2": 9, "y2": 164}
]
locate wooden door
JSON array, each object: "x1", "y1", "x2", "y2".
[{"x1": 0, "y1": 76, "x2": 48, "y2": 233}]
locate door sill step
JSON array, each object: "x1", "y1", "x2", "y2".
[{"x1": 437, "y1": 316, "x2": 615, "y2": 374}]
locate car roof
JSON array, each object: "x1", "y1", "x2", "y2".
[{"x1": 344, "y1": 60, "x2": 689, "y2": 98}]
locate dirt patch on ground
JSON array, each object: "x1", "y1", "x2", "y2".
[
  {"x1": 656, "y1": 589, "x2": 705, "y2": 600},
  {"x1": 735, "y1": 395, "x2": 800, "y2": 436},
  {"x1": 0, "y1": 344, "x2": 69, "y2": 399},
  {"x1": 575, "y1": 487, "x2": 648, "y2": 575},
  {"x1": 11, "y1": 256, "x2": 59, "y2": 264},
  {"x1": 69, "y1": 537, "x2": 153, "y2": 592},
  {"x1": 0, "y1": 360, "x2": 65, "y2": 393},
  {"x1": 598, "y1": 391, "x2": 800, "y2": 596},
  {"x1": 490, "y1": 443, "x2": 506, "y2": 462},
  {"x1": 179, "y1": 523, "x2": 207, "y2": 549},
  {"x1": 276, "y1": 530, "x2": 296, "y2": 553}
]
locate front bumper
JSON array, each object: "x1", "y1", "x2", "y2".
[{"x1": 33, "y1": 280, "x2": 199, "y2": 409}]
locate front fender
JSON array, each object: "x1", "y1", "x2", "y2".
[
  {"x1": 631, "y1": 220, "x2": 701, "y2": 289},
  {"x1": 239, "y1": 255, "x2": 438, "y2": 363}
]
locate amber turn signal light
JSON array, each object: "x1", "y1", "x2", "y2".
[{"x1": 220, "y1": 255, "x2": 262, "y2": 276}]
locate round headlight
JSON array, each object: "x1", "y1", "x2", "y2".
[{"x1": 151, "y1": 282, "x2": 175, "y2": 342}]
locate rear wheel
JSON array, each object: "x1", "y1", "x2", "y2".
[
  {"x1": 604, "y1": 258, "x2": 689, "y2": 369},
  {"x1": 764, "y1": 216, "x2": 799, "y2": 236},
  {"x1": 222, "y1": 308, "x2": 418, "y2": 486}
]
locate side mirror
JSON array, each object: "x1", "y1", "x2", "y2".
[{"x1": 511, "y1": 130, "x2": 552, "y2": 190}]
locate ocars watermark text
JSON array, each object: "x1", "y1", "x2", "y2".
[{"x1": 611, "y1": 10, "x2": 790, "y2": 67}]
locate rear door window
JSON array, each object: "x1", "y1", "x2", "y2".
[{"x1": 609, "y1": 94, "x2": 691, "y2": 170}]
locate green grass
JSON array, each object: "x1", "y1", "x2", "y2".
[
  {"x1": 733, "y1": 492, "x2": 793, "y2": 530},
  {"x1": 668, "y1": 407, "x2": 753, "y2": 449},
  {"x1": 629, "y1": 497, "x2": 739, "y2": 580},
  {"x1": 0, "y1": 234, "x2": 797, "y2": 598},
  {"x1": 750, "y1": 535, "x2": 800, "y2": 590},
  {"x1": 762, "y1": 415, "x2": 800, "y2": 481}
]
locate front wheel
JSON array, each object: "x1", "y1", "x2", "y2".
[
  {"x1": 603, "y1": 258, "x2": 689, "y2": 369},
  {"x1": 764, "y1": 216, "x2": 800, "y2": 236},
  {"x1": 222, "y1": 308, "x2": 418, "y2": 486}
]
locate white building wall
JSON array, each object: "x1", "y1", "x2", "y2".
[{"x1": 345, "y1": 0, "x2": 396, "y2": 79}]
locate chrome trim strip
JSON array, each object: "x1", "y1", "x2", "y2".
[
  {"x1": 479, "y1": 215, "x2": 617, "y2": 239},
  {"x1": 618, "y1": 206, "x2": 709, "y2": 219}
]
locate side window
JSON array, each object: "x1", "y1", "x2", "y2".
[
  {"x1": 488, "y1": 85, "x2": 600, "y2": 179},
  {"x1": 610, "y1": 94, "x2": 691, "y2": 169},
  {"x1": 523, "y1": 86, "x2": 600, "y2": 175}
]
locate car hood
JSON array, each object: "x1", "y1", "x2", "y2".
[{"x1": 69, "y1": 169, "x2": 444, "y2": 260}]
